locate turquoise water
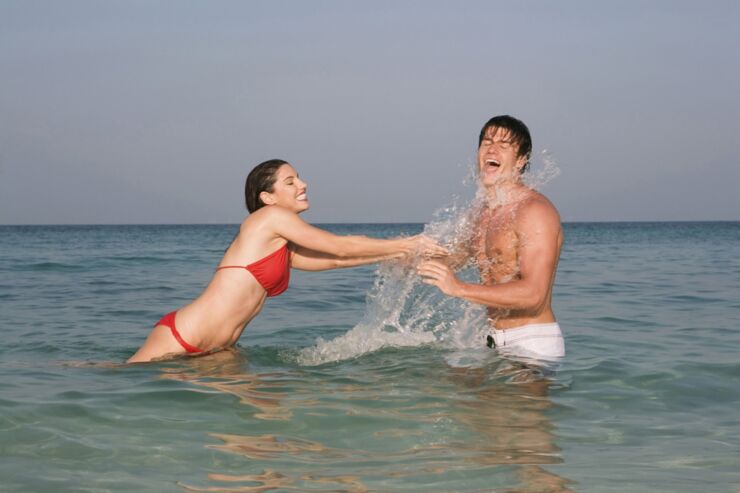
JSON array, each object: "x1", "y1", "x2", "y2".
[{"x1": 1, "y1": 222, "x2": 739, "y2": 492}]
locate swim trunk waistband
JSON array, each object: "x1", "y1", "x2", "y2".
[{"x1": 486, "y1": 322, "x2": 565, "y2": 359}]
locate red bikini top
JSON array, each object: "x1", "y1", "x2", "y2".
[{"x1": 216, "y1": 244, "x2": 290, "y2": 297}]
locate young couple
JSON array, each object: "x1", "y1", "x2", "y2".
[{"x1": 129, "y1": 115, "x2": 564, "y2": 363}]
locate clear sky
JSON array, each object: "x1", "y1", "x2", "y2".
[{"x1": 1, "y1": 0, "x2": 739, "y2": 224}]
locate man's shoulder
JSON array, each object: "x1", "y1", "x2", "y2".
[{"x1": 516, "y1": 191, "x2": 561, "y2": 227}]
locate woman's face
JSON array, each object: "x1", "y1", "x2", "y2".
[{"x1": 261, "y1": 164, "x2": 309, "y2": 213}]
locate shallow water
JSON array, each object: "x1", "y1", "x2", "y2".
[{"x1": 1, "y1": 222, "x2": 740, "y2": 492}]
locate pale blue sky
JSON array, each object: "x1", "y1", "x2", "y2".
[{"x1": 1, "y1": 0, "x2": 739, "y2": 224}]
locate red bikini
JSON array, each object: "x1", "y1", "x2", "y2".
[
  {"x1": 156, "y1": 244, "x2": 291, "y2": 354},
  {"x1": 155, "y1": 311, "x2": 204, "y2": 353},
  {"x1": 215, "y1": 243, "x2": 290, "y2": 297}
]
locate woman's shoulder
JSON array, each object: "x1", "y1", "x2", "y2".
[{"x1": 240, "y1": 206, "x2": 300, "y2": 231}]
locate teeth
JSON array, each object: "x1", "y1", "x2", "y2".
[
  {"x1": 486, "y1": 160, "x2": 500, "y2": 167},
  {"x1": 297, "y1": 194, "x2": 307, "y2": 201}
]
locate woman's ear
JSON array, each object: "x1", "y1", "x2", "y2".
[{"x1": 259, "y1": 190, "x2": 276, "y2": 206}]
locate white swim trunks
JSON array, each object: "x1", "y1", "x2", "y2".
[{"x1": 487, "y1": 322, "x2": 565, "y2": 360}]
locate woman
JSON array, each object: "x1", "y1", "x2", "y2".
[{"x1": 128, "y1": 159, "x2": 445, "y2": 362}]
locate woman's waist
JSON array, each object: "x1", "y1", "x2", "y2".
[{"x1": 175, "y1": 297, "x2": 265, "y2": 347}]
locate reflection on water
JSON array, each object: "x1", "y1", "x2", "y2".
[
  {"x1": 181, "y1": 470, "x2": 368, "y2": 493},
  {"x1": 162, "y1": 350, "x2": 571, "y2": 492},
  {"x1": 446, "y1": 359, "x2": 574, "y2": 492},
  {"x1": 208, "y1": 433, "x2": 331, "y2": 460},
  {"x1": 160, "y1": 350, "x2": 294, "y2": 421}
]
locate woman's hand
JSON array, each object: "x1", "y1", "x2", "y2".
[
  {"x1": 417, "y1": 259, "x2": 463, "y2": 297},
  {"x1": 405, "y1": 235, "x2": 450, "y2": 258}
]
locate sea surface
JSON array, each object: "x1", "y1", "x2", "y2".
[{"x1": 1, "y1": 222, "x2": 739, "y2": 492}]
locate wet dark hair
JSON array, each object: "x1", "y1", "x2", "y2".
[
  {"x1": 244, "y1": 159, "x2": 288, "y2": 213},
  {"x1": 478, "y1": 115, "x2": 532, "y2": 173}
]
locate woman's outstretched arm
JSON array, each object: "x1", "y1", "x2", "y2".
[
  {"x1": 290, "y1": 246, "x2": 406, "y2": 271},
  {"x1": 267, "y1": 207, "x2": 447, "y2": 258}
]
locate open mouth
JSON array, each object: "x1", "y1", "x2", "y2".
[
  {"x1": 296, "y1": 193, "x2": 307, "y2": 201},
  {"x1": 485, "y1": 159, "x2": 500, "y2": 169}
]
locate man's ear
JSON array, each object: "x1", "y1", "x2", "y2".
[
  {"x1": 515, "y1": 155, "x2": 527, "y2": 171},
  {"x1": 259, "y1": 191, "x2": 276, "y2": 206}
]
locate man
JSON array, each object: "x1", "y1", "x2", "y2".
[{"x1": 418, "y1": 115, "x2": 564, "y2": 359}]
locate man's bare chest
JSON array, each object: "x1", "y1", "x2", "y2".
[{"x1": 474, "y1": 213, "x2": 520, "y2": 281}]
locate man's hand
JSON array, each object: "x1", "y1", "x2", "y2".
[{"x1": 417, "y1": 260, "x2": 463, "y2": 297}]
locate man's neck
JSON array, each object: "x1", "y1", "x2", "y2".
[{"x1": 480, "y1": 180, "x2": 529, "y2": 208}]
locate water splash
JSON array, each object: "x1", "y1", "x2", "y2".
[
  {"x1": 296, "y1": 151, "x2": 560, "y2": 366},
  {"x1": 523, "y1": 149, "x2": 561, "y2": 190}
]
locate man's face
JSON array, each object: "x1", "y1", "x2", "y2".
[{"x1": 477, "y1": 127, "x2": 527, "y2": 187}]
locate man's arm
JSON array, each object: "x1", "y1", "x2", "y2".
[{"x1": 418, "y1": 200, "x2": 561, "y2": 314}]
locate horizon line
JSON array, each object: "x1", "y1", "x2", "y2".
[{"x1": 1, "y1": 219, "x2": 739, "y2": 227}]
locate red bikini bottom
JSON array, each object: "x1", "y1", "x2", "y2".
[{"x1": 155, "y1": 311, "x2": 204, "y2": 354}]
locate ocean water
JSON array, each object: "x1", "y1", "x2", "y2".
[{"x1": 1, "y1": 222, "x2": 739, "y2": 492}]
